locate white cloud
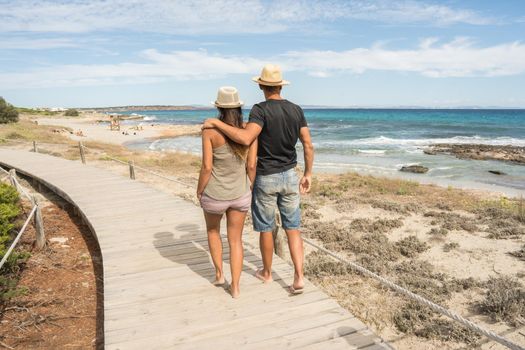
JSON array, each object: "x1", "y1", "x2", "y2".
[
  {"x1": 0, "y1": 49, "x2": 264, "y2": 88},
  {"x1": 2, "y1": 39, "x2": 524, "y2": 89},
  {"x1": 0, "y1": 0, "x2": 495, "y2": 35},
  {"x1": 344, "y1": 1, "x2": 494, "y2": 25},
  {"x1": 0, "y1": 37, "x2": 77, "y2": 49},
  {"x1": 284, "y1": 38, "x2": 525, "y2": 78}
]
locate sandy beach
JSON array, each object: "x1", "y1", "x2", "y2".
[
  {"x1": 2, "y1": 112, "x2": 524, "y2": 350},
  {"x1": 35, "y1": 112, "x2": 201, "y2": 145}
]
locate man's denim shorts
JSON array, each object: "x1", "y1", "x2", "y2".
[{"x1": 251, "y1": 168, "x2": 301, "y2": 232}]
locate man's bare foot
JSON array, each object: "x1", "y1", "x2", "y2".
[
  {"x1": 287, "y1": 284, "x2": 304, "y2": 295},
  {"x1": 293, "y1": 275, "x2": 304, "y2": 290},
  {"x1": 255, "y1": 269, "x2": 273, "y2": 283}
]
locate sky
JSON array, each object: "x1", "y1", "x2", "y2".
[{"x1": 0, "y1": 0, "x2": 524, "y2": 108}]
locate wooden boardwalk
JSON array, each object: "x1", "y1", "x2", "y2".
[{"x1": 0, "y1": 149, "x2": 391, "y2": 350}]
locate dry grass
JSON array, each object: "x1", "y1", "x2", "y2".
[
  {"x1": 509, "y1": 244, "x2": 525, "y2": 261},
  {"x1": 443, "y1": 242, "x2": 459, "y2": 252},
  {"x1": 304, "y1": 251, "x2": 351, "y2": 277},
  {"x1": 478, "y1": 276, "x2": 525, "y2": 326},
  {"x1": 428, "y1": 227, "x2": 449, "y2": 236},
  {"x1": 82, "y1": 138, "x2": 200, "y2": 176},
  {"x1": 348, "y1": 217, "x2": 404, "y2": 233},
  {"x1": 424, "y1": 211, "x2": 479, "y2": 232},
  {"x1": 0, "y1": 117, "x2": 73, "y2": 145},
  {"x1": 366, "y1": 199, "x2": 421, "y2": 214},
  {"x1": 395, "y1": 236, "x2": 429, "y2": 258}
]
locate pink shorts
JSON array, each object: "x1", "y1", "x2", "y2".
[{"x1": 200, "y1": 191, "x2": 252, "y2": 215}]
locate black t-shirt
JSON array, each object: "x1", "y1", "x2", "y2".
[{"x1": 248, "y1": 99, "x2": 308, "y2": 175}]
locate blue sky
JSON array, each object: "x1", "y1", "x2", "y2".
[{"x1": 0, "y1": 0, "x2": 524, "y2": 108}]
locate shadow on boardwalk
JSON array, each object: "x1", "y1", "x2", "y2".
[{"x1": 153, "y1": 223, "x2": 288, "y2": 292}]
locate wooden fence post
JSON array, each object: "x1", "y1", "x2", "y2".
[
  {"x1": 8, "y1": 169, "x2": 17, "y2": 188},
  {"x1": 32, "y1": 196, "x2": 46, "y2": 250},
  {"x1": 79, "y1": 142, "x2": 86, "y2": 164},
  {"x1": 33, "y1": 141, "x2": 37, "y2": 153},
  {"x1": 129, "y1": 160, "x2": 136, "y2": 180}
]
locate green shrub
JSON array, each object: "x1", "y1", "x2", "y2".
[
  {"x1": 64, "y1": 108, "x2": 80, "y2": 116},
  {"x1": 0, "y1": 183, "x2": 26, "y2": 306},
  {"x1": 0, "y1": 183, "x2": 20, "y2": 257},
  {"x1": 0, "y1": 97, "x2": 19, "y2": 124}
]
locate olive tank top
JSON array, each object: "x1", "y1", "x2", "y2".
[{"x1": 203, "y1": 143, "x2": 250, "y2": 200}]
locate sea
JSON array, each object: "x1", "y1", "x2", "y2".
[{"x1": 120, "y1": 108, "x2": 525, "y2": 197}]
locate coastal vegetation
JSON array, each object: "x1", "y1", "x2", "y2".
[
  {"x1": 302, "y1": 172, "x2": 525, "y2": 347},
  {"x1": 0, "y1": 97, "x2": 19, "y2": 124},
  {"x1": 0, "y1": 183, "x2": 29, "y2": 305},
  {"x1": 64, "y1": 108, "x2": 79, "y2": 117},
  {"x1": 15, "y1": 107, "x2": 60, "y2": 116}
]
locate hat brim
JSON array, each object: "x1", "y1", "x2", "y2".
[
  {"x1": 211, "y1": 101, "x2": 244, "y2": 108},
  {"x1": 252, "y1": 77, "x2": 290, "y2": 86}
]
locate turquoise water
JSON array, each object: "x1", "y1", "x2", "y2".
[{"x1": 122, "y1": 109, "x2": 525, "y2": 196}]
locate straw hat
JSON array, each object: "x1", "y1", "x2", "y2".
[
  {"x1": 252, "y1": 64, "x2": 290, "y2": 86},
  {"x1": 212, "y1": 86, "x2": 243, "y2": 108}
]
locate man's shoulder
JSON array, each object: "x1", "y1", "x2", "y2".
[{"x1": 284, "y1": 100, "x2": 303, "y2": 112}]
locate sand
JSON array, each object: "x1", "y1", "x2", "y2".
[{"x1": 35, "y1": 112, "x2": 201, "y2": 146}]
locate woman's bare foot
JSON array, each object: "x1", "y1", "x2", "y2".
[
  {"x1": 213, "y1": 272, "x2": 225, "y2": 286},
  {"x1": 229, "y1": 284, "x2": 240, "y2": 299}
]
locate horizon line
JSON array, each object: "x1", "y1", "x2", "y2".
[{"x1": 25, "y1": 104, "x2": 525, "y2": 110}]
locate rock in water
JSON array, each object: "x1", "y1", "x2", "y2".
[
  {"x1": 400, "y1": 165, "x2": 429, "y2": 174},
  {"x1": 488, "y1": 170, "x2": 507, "y2": 175}
]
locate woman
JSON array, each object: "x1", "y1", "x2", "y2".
[{"x1": 197, "y1": 86, "x2": 257, "y2": 298}]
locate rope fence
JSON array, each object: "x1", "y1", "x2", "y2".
[
  {"x1": 0, "y1": 165, "x2": 46, "y2": 251},
  {"x1": 0, "y1": 206, "x2": 37, "y2": 271},
  {"x1": 1, "y1": 138, "x2": 524, "y2": 349},
  {"x1": 79, "y1": 143, "x2": 194, "y2": 188}
]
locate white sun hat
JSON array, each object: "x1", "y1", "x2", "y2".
[
  {"x1": 212, "y1": 86, "x2": 244, "y2": 108},
  {"x1": 252, "y1": 64, "x2": 290, "y2": 86}
]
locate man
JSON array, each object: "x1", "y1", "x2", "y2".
[{"x1": 203, "y1": 64, "x2": 314, "y2": 294}]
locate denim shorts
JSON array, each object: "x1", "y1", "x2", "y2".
[{"x1": 251, "y1": 168, "x2": 301, "y2": 232}]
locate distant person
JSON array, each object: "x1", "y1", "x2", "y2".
[
  {"x1": 203, "y1": 64, "x2": 314, "y2": 294},
  {"x1": 197, "y1": 87, "x2": 257, "y2": 298}
]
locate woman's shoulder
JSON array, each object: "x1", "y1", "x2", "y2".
[
  {"x1": 202, "y1": 128, "x2": 227, "y2": 146},
  {"x1": 202, "y1": 128, "x2": 221, "y2": 138}
]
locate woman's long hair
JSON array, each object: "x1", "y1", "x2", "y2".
[{"x1": 218, "y1": 107, "x2": 249, "y2": 160}]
